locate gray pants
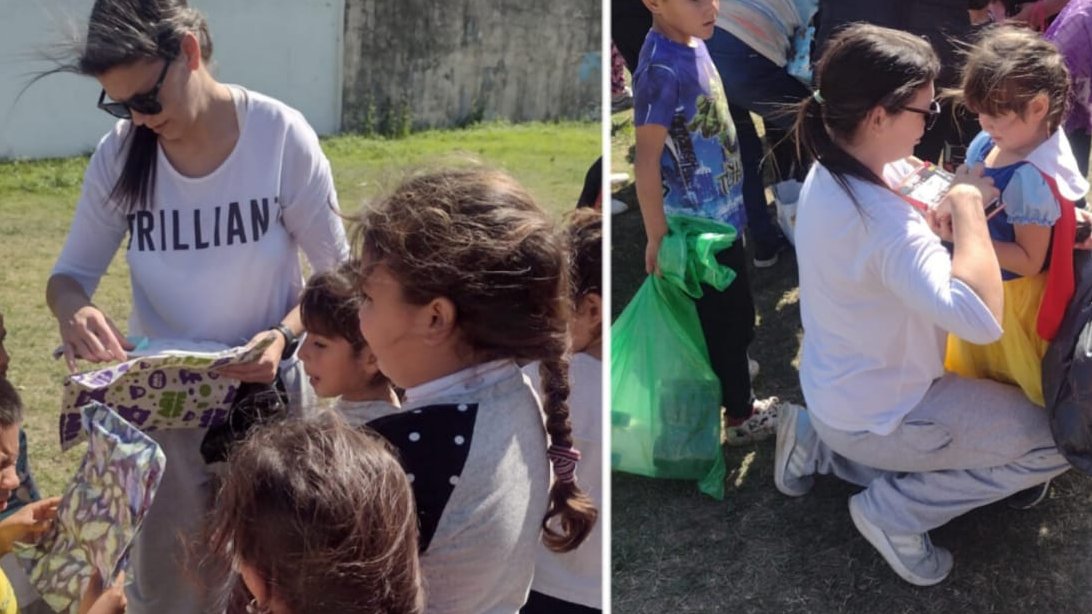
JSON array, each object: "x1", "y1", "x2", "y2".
[{"x1": 798, "y1": 374, "x2": 1071, "y2": 534}]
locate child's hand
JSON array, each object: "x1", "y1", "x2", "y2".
[
  {"x1": 645, "y1": 235, "x2": 663, "y2": 277},
  {"x1": 59, "y1": 306, "x2": 133, "y2": 372},
  {"x1": 79, "y1": 570, "x2": 127, "y2": 614},
  {"x1": 0, "y1": 496, "x2": 61, "y2": 554}
]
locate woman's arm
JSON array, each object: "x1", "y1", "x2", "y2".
[{"x1": 948, "y1": 183, "x2": 1004, "y2": 323}]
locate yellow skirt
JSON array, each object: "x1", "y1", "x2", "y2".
[{"x1": 945, "y1": 273, "x2": 1049, "y2": 407}]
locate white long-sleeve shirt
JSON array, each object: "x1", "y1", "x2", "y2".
[
  {"x1": 796, "y1": 161, "x2": 1003, "y2": 435},
  {"x1": 52, "y1": 86, "x2": 348, "y2": 345}
]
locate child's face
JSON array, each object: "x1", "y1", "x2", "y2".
[
  {"x1": 0, "y1": 423, "x2": 20, "y2": 510},
  {"x1": 357, "y1": 263, "x2": 435, "y2": 389},
  {"x1": 570, "y1": 293, "x2": 603, "y2": 356},
  {"x1": 0, "y1": 314, "x2": 8, "y2": 378},
  {"x1": 976, "y1": 94, "x2": 1050, "y2": 157},
  {"x1": 298, "y1": 332, "x2": 371, "y2": 400},
  {"x1": 650, "y1": 0, "x2": 719, "y2": 42}
]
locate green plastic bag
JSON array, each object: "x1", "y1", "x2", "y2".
[{"x1": 611, "y1": 215, "x2": 739, "y2": 499}]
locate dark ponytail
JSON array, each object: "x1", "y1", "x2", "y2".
[
  {"x1": 37, "y1": 0, "x2": 214, "y2": 213},
  {"x1": 792, "y1": 23, "x2": 940, "y2": 208}
]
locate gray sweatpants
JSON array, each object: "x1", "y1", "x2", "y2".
[{"x1": 797, "y1": 373, "x2": 1071, "y2": 534}]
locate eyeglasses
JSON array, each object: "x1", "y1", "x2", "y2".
[
  {"x1": 902, "y1": 99, "x2": 942, "y2": 131},
  {"x1": 97, "y1": 58, "x2": 173, "y2": 119}
]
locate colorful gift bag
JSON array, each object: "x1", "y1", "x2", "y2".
[
  {"x1": 59, "y1": 335, "x2": 275, "y2": 450},
  {"x1": 17, "y1": 403, "x2": 166, "y2": 613}
]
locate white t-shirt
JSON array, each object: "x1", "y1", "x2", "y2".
[
  {"x1": 795, "y1": 161, "x2": 1003, "y2": 435},
  {"x1": 523, "y1": 353, "x2": 602, "y2": 609},
  {"x1": 334, "y1": 398, "x2": 400, "y2": 427},
  {"x1": 52, "y1": 86, "x2": 349, "y2": 345}
]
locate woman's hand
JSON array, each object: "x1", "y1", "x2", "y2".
[
  {"x1": 946, "y1": 164, "x2": 999, "y2": 221},
  {"x1": 57, "y1": 305, "x2": 133, "y2": 373},
  {"x1": 79, "y1": 570, "x2": 127, "y2": 614},
  {"x1": 926, "y1": 206, "x2": 954, "y2": 242},
  {"x1": 0, "y1": 496, "x2": 61, "y2": 554},
  {"x1": 215, "y1": 329, "x2": 285, "y2": 385}
]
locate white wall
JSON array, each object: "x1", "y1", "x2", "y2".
[{"x1": 0, "y1": 0, "x2": 343, "y2": 160}]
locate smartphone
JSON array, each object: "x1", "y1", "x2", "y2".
[{"x1": 983, "y1": 197, "x2": 1004, "y2": 220}]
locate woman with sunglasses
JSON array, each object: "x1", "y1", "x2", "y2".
[
  {"x1": 44, "y1": 1, "x2": 348, "y2": 611},
  {"x1": 772, "y1": 24, "x2": 1071, "y2": 586}
]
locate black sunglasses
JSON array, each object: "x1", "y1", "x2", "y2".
[
  {"x1": 902, "y1": 99, "x2": 942, "y2": 131},
  {"x1": 97, "y1": 58, "x2": 173, "y2": 120}
]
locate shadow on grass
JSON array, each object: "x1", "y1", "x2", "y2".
[{"x1": 610, "y1": 189, "x2": 1092, "y2": 613}]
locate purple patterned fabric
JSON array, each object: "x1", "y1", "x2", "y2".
[
  {"x1": 59, "y1": 335, "x2": 274, "y2": 450},
  {"x1": 1045, "y1": 0, "x2": 1092, "y2": 133},
  {"x1": 16, "y1": 403, "x2": 165, "y2": 613}
]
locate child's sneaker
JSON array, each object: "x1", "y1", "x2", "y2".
[{"x1": 725, "y1": 396, "x2": 780, "y2": 446}]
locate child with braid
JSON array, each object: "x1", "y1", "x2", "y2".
[
  {"x1": 522, "y1": 208, "x2": 604, "y2": 613},
  {"x1": 353, "y1": 169, "x2": 598, "y2": 614}
]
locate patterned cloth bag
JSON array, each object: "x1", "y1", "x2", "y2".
[
  {"x1": 58, "y1": 335, "x2": 275, "y2": 450},
  {"x1": 17, "y1": 403, "x2": 166, "y2": 613}
]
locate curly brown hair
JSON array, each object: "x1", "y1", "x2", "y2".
[
  {"x1": 564, "y1": 207, "x2": 602, "y2": 301},
  {"x1": 954, "y1": 25, "x2": 1069, "y2": 133},
  {"x1": 352, "y1": 168, "x2": 597, "y2": 552},
  {"x1": 204, "y1": 413, "x2": 424, "y2": 613}
]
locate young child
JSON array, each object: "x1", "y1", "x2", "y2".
[
  {"x1": 521, "y1": 208, "x2": 603, "y2": 614},
  {"x1": 352, "y1": 168, "x2": 598, "y2": 613},
  {"x1": 0, "y1": 315, "x2": 42, "y2": 521},
  {"x1": 633, "y1": 0, "x2": 780, "y2": 444},
  {"x1": 205, "y1": 413, "x2": 423, "y2": 613},
  {"x1": 945, "y1": 26, "x2": 1090, "y2": 407},
  {"x1": 298, "y1": 263, "x2": 400, "y2": 426}
]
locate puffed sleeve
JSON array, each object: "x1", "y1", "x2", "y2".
[{"x1": 1002, "y1": 164, "x2": 1061, "y2": 227}]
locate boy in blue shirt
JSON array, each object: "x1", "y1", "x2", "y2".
[{"x1": 633, "y1": 0, "x2": 779, "y2": 444}]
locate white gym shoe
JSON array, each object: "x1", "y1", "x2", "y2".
[
  {"x1": 848, "y1": 494, "x2": 954, "y2": 586},
  {"x1": 773, "y1": 401, "x2": 813, "y2": 497}
]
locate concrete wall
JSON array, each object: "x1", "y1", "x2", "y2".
[
  {"x1": 0, "y1": 0, "x2": 343, "y2": 159},
  {"x1": 341, "y1": 0, "x2": 601, "y2": 132}
]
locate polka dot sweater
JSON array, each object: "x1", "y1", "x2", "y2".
[{"x1": 368, "y1": 361, "x2": 549, "y2": 614}]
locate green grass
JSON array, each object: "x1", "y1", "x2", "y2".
[
  {"x1": 610, "y1": 110, "x2": 1092, "y2": 612},
  {"x1": 0, "y1": 120, "x2": 598, "y2": 497}
]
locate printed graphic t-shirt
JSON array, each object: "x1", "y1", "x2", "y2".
[
  {"x1": 633, "y1": 29, "x2": 746, "y2": 230},
  {"x1": 52, "y1": 86, "x2": 349, "y2": 346}
]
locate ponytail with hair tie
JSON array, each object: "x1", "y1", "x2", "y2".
[{"x1": 547, "y1": 444, "x2": 582, "y2": 484}]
